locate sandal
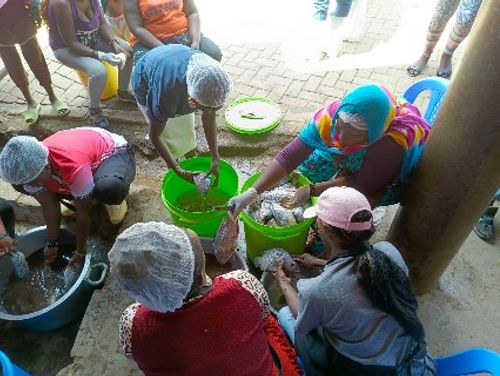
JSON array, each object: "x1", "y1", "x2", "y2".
[
  {"x1": 21, "y1": 103, "x2": 41, "y2": 126},
  {"x1": 51, "y1": 98, "x2": 70, "y2": 117},
  {"x1": 89, "y1": 108, "x2": 109, "y2": 129},
  {"x1": 406, "y1": 63, "x2": 424, "y2": 77},
  {"x1": 436, "y1": 68, "x2": 452, "y2": 79}
]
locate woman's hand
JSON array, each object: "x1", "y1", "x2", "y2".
[
  {"x1": 68, "y1": 251, "x2": 85, "y2": 266},
  {"x1": 295, "y1": 253, "x2": 326, "y2": 269},
  {"x1": 176, "y1": 168, "x2": 197, "y2": 184},
  {"x1": 281, "y1": 185, "x2": 311, "y2": 209},
  {"x1": 112, "y1": 40, "x2": 132, "y2": 57},
  {"x1": 272, "y1": 260, "x2": 292, "y2": 287},
  {"x1": 228, "y1": 187, "x2": 258, "y2": 217},
  {"x1": 44, "y1": 245, "x2": 59, "y2": 264},
  {"x1": 0, "y1": 235, "x2": 16, "y2": 256}
]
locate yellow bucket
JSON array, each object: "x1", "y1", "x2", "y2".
[{"x1": 76, "y1": 61, "x2": 118, "y2": 100}]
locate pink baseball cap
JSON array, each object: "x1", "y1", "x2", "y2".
[{"x1": 303, "y1": 186, "x2": 373, "y2": 231}]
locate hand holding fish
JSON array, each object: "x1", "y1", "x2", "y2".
[
  {"x1": 208, "y1": 158, "x2": 220, "y2": 187},
  {"x1": 281, "y1": 185, "x2": 311, "y2": 209},
  {"x1": 272, "y1": 260, "x2": 292, "y2": 286},
  {"x1": 228, "y1": 187, "x2": 259, "y2": 217},
  {"x1": 176, "y1": 168, "x2": 197, "y2": 184}
]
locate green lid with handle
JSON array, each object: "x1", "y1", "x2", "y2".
[{"x1": 224, "y1": 97, "x2": 282, "y2": 135}]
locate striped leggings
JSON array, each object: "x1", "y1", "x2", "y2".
[{"x1": 425, "y1": 0, "x2": 482, "y2": 56}]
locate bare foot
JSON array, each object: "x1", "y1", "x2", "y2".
[
  {"x1": 407, "y1": 53, "x2": 431, "y2": 77},
  {"x1": 437, "y1": 53, "x2": 453, "y2": 79}
]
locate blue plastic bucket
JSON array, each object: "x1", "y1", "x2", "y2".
[{"x1": 0, "y1": 351, "x2": 31, "y2": 376}]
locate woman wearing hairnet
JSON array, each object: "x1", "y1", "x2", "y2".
[
  {"x1": 132, "y1": 43, "x2": 231, "y2": 186},
  {"x1": 109, "y1": 222, "x2": 302, "y2": 376},
  {"x1": 0, "y1": 128, "x2": 136, "y2": 265}
]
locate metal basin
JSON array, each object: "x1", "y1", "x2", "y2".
[
  {"x1": 200, "y1": 237, "x2": 248, "y2": 272},
  {"x1": 0, "y1": 226, "x2": 107, "y2": 332}
]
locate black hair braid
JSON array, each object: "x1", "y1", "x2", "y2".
[
  {"x1": 328, "y1": 210, "x2": 425, "y2": 342},
  {"x1": 355, "y1": 249, "x2": 425, "y2": 342}
]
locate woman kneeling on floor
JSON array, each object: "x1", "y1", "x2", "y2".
[
  {"x1": 110, "y1": 222, "x2": 302, "y2": 376},
  {"x1": 0, "y1": 127, "x2": 136, "y2": 266},
  {"x1": 274, "y1": 187, "x2": 436, "y2": 376}
]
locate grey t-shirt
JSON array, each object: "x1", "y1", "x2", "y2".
[{"x1": 295, "y1": 241, "x2": 413, "y2": 367}]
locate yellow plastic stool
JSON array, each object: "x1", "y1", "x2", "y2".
[{"x1": 75, "y1": 61, "x2": 118, "y2": 100}]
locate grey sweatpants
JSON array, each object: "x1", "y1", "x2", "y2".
[{"x1": 53, "y1": 36, "x2": 132, "y2": 109}]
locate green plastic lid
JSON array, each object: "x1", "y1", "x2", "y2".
[{"x1": 224, "y1": 97, "x2": 282, "y2": 135}]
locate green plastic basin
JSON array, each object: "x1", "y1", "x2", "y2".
[
  {"x1": 162, "y1": 157, "x2": 239, "y2": 238},
  {"x1": 239, "y1": 172, "x2": 316, "y2": 263}
]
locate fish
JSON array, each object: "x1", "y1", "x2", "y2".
[
  {"x1": 243, "y1": 180, "x2": 311, "y2": 228},
  {"x1": 8, "y1": 251, "x2": 30, "y2": 280},
  {"x1": 213, "y1": 215, "x2": 239, "y2": 264},
  {"x1": 254, "y1": 248, "x2": 300, "y2": 277},
  {"x1": 270, "y1": 203, "x2": 297, "y2": 226},
  {"x1": 193, "y1": 173, "x2": 211, "y2": 195},
  {"x1": 63, "y1": 264, "x2": 80, "y2": 290},
  {"x1": 292, "y1": 207, "x2": 305, "y2": 222}
]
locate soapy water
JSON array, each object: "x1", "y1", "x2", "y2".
[
  {"x1": 0, "y1": 246, "x2": 83, "y2": 315},
  {"x1": 174, "y1": 189, "x2": 231, "y2": 213}
]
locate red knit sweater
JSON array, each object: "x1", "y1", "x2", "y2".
[{"x1": 130, "y1": 276, "x2": 278, "y2": 376}]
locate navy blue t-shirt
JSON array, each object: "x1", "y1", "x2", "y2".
[{"x1": 132, "y1": 44, "x2": 199, "y2": 123}]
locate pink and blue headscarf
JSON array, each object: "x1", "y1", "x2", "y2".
[{"x1": 298, "y1": 84, "x2": 430, "y2": 183}]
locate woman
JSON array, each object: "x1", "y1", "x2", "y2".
[
  {"x1": 132, "y1": 44, "x2": 231, "y2": 184},
  {"x1": 41, "y1": 0, "x2": 135, "y2": 128},
  {"x1": 229, "y1": 84, "x2": 431, "y2": 215},
  {"x1": 0, "y1": 128, "x2": 136, "y2": 266},
  {"x1": 274, "y1": 186, "x2": 435, "y2": 376},
  {"x1": 124, "y1": 0, "x2": 221, "y2": 63},
  {"x1": 101, "y1": 0, "x2": 131, "y2": 42},
  {"x1": 407, "y1": 0, "x2": 483, "y2": 79},
  {"x1": 0, "y1": 0, "x2": 69, "y2": 125},
  {"x1": 109, "y1": 222, "x2": 302, "y2": 376}
]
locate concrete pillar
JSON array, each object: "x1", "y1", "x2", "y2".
[{"x1": 388, "y1": 0, "x2": 500, "y2": 294}]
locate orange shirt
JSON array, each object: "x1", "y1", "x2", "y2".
[{"x1": 130, "y1": 0, "x2": 188, "y2": 46}]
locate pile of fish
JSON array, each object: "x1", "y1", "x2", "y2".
[{"x1": 244, "y1": 182, "x2": 311, "y2": 227}]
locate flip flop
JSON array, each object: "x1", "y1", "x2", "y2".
[
  {"x1": 21, "y1": 103, "x2": 41, "y2": 126},
  {"x1": 406, "y1": 64, "x2": 423, "y2": 77},
  {"x1": 51, "y1": 98, "x2": 70, "y2": 117}
]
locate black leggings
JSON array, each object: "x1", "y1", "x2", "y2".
[{"x1": 0, "y1": 199, "x2": 15, "y2": 237}]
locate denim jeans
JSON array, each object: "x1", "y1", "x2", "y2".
[
  {"x1": 314, "y1": 0, "x2": 353, "y2": 17},
  {"x1": 133, "y1": 32, "x2": 222, "y2": 64}
]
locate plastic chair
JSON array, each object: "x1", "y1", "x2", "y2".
[
  {"x1": 0, "y1": 351, "x2": 31, "y2": 376},
  {"x1": 436, "y1": 347, "x2": 500, "y2": 376},
  {"x1": 403, "y1": 77, "x2": 449, "y2": 126}
]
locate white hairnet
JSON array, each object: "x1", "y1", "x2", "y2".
[
  {"x1": 0, "y1": 136, "x2": 49, "y2": 185},
  {"x1": 186, "y1": 53, "x2": 232, "y2": 108},
  {"x1": 338, "y1": 111, "x2": 367, "y2": 131},
  {"x1": 109, "y1": 222, "x2": 195, "y2": 313}
]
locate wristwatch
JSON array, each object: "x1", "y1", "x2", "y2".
[{"x1": 46, "y1": 239, "x2": 59, "y2": 248}]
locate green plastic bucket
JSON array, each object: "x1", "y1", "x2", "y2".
[
  {"x1": 239, "y1": 172, "x2": 316, "y2": 263},
  {"x1": 162, "y1": 157, "x2": 239, "y2": 238}
]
